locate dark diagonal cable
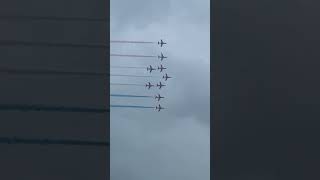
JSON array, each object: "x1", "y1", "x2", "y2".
[
  {"x1": 0, "y1": 67, "x2": 107, "y2": 76},
  {"x1": 0, "y1": 104, "x2": 109, "y2": 113},
  {"x1": 0, "y1": 137, "x2": 109, "y2": 147},
  {"x1": 0, "y1": 68, "x2": 156, "y2": 78},
  {"x1": 0, "y1": 15, "x2": 108, "y2": 22},
  {"x1": 0, "y1": 40, "x2": 108, "y2": 49}
]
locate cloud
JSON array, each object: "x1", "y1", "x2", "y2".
[
  {"x1": 110, "y1": 116, "x2": 210, "y2": 180},
  {"x1": 111, "y1": 0, "x2": 171, "y2": 30},
  {"x1": 110, "y1": 0, "x2": 210, "y2": 179}
]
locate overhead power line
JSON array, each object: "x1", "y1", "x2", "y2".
[
  {"x1": 0, "y1": 68, "x2": 158, "y2": 78},
  {"x1": 0, "y1": 104, "x2": 109, "y2": 113},
  {"x1": 0, "y1": 137, "x2": 109, "y2": 147},
  {"x1": 0, "y1": 40, "x2": 108, "y2": 49},
  {"x1": 0, "y1": 67, "x2": 107, "y2": 76},
  {"x1": 0, "y1": 15, "x2": 108, "y2": 22}
]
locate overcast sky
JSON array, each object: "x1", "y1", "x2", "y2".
[{"x1": 110, "y1": 0, "x2": 210, "y2": 179}]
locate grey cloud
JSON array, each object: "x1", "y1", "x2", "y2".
[
  {"x1": 110, "y1": 0, "x2": 210, "y2": 179},
  {"x1": 165, "y1": 56, "x2": 210, "y2": 124},
  {"x1": 111, "y1": 0, "x2": 171, "y2": 30},
  {"x1": 110, "y1": 116, "x2": 210, "y2": 180},
  {"x1": 111, "y1": 0, "x2": 209, "y2": 31}
]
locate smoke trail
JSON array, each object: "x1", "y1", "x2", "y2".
[
  {"x1": 110, "y1": 40, "x2": 155, "y2": 44},
  {"x1": 110, "y1": 74, "x2": 153, "y2": 77},
  {"x1": 110, "y1": 94, "x2": 153, "y2": 98},
  {"x1": 0, "y1": 104, "x2": 108, "y2": 113},
  {"x1": 0, "y1": 15, "x2": 108, "y2": 22},
  {"x1": 0, "y1": 40, "x2": 108, "y2": 49},
  {"x1": 0, "y1": 67, "x2": 153, "y2": 77},
  {"x1": 111, "y1": 66, "x2": 145, "y2": 69},
  {"x1": 110, "y1": 105, "x2": 154, "y2": 109},
  {"x1": 0, "y1": 137, "x2": 109, "y2": 146},
  {"x1": 110, "y1": 54, "x2": 156, "y2": 58},
  {"x1": 0, "y1": 67, "x2": 107, "y2": 76},
  {"x1": 110, "y1": 83, "x2": 145, "y2": 86}
]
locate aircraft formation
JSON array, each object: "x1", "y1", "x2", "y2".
[
  {"x1": 110, "y1": 39, "x2": 171, "y2": 112},
  {"x1": 144, "y1": 39, "x2": 170, "y2": 111}
]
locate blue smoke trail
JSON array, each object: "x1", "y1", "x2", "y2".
[
  {"x1": 111, "y1": 66, "x2": 145, "y2": 69},
  {"x1": 110, "y1": 40, "x2": 155, "y2": 44},
  {"x1": 110, "y1": 54, "x2": 156, "y2": 58},
  {"x1": 110, "y1": 74, "x2": 153, "y2": 77},
  {"x1": 110, "y1": 105, "x2": 154, "y2": 109},
  {"x1": 110, "y1": 83, "x2": 144, "y2": 86},
  {"x1": 110, "y1": 94, "x2": 153, "y2": 98}
]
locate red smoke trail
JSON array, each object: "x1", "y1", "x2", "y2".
[
  {"x1": 110, "y1": 54, "x2": 156, "y2": 58},
  {"x1": 110, "y1": 74, "x2": 153, "y2": 77},
  {"x1": 110, "y1": 40, "x2": 155, "y2": 44}
]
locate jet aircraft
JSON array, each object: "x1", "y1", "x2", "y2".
[
  {"x1": 156, "y1": 81, "x2": 166, "y2": 89},
  {"x1": 158, "y1": 64, "x2": 167, "y2": 72},
  {"x1": 158, "y1": 52, "x2": 167, "y2": 61},
  {"x1": 162, "y1": 73, "x2": 172, "y2": 81},
  {"x1": 145, "y1": 82, "x2": 154, "y2": 89},
  {"x1": 158, "y1": 39, "x2": 166, "y2": 47},
  {"x1": 147, "y1": 65, "x2": 156, "y2": 73},
  {"x1": 155, "y1": 94, "x2": 164, "y2": 101},
  {"x1": 155, "y1": 104, "x2": 164, "y2": 111}
]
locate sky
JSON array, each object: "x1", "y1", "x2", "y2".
[{"x1": 110, "y1": 0, "x2": 210, "y2": 179}]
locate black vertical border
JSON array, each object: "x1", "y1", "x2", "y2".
[
  {"x1": 212, "y1": 0, "x2": 320, "y2": 179},
  {"x1": 210, "y1": 0, "x2": 220, "y2": 180},
  {"x1": 0, "y1": 0, "x2": 110, "y2": 179},
  {"x1": 106, "y1": 0, "x2": 111, "y2": 179}
]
